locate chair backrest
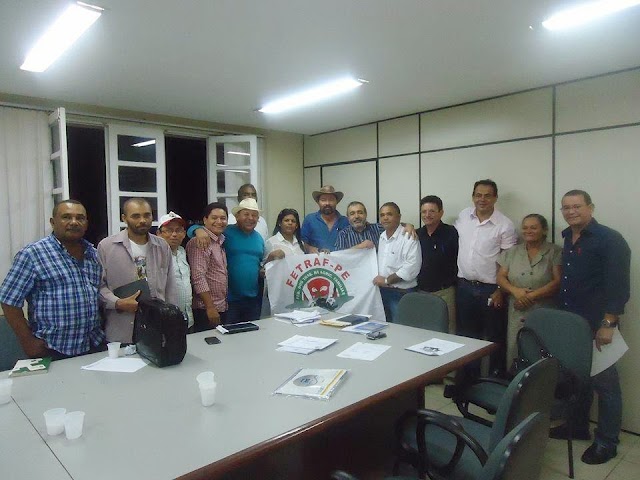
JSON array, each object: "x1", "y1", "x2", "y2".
[
  {"x1": 489, "y1": 357, "x2": 558, "y2": 451},
  {"x1": 479, "y1": 412, "x2": 549, "y2": 480},
  {"x1": 396, "y1": 292, "x2": 448, "y2": 332},
  {"x1": 523, "y1": 308, "x2": 593, "y2": 381},
  {"x1": 0, "y1": 315, "x2": 28, "y2": 371}
]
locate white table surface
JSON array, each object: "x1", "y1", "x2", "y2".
[{"x1": 3, "y1": 318, "x2": 492, "y2": 480}]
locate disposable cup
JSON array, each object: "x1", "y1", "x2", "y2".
[
  {"x1": 0, "y1": 378, "x2": 13, "y2": 405},
  {"x1": 43, "y1": 408, "x2": 67, "y2": 435},
  {"x1": 196, "y1": 371, "x2": 216, "y2": 406},
  {"x1": 107, "y1": 342, "x2": 121, "y2": 359},
  {"x1": 199, "y1": 383, "x2": 217, "y2": 407},
  {"x1": 64, "y1": 411, "x2": 85, "y2": 440}
]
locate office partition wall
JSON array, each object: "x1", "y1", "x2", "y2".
[{"x1": 303, "y1": 67, "x2": 640, "y2": 433}]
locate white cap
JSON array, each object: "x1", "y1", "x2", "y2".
[{"x1": 158, "y1": 211, "x2": 186, "y2": 228}]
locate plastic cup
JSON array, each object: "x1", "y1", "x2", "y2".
[
  {"x1": 64, "y1": 411, "x2": 85, "y2": 440},
  {"x1": 43, "y1": 408, "x2": 67, "y2": 435},
  {"x1": 196, "y1": 371, "x2": 216, "y2": 407},
  {"x1": 0, "y1": 378, "x2": 13, "y2": 405},
  {"x1": 107, "y1": 342, "x2": 121, "y2": 359}
]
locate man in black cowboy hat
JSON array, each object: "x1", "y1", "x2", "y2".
[{"x1": 301, "y1": 185, "x2": 350, "y2": 253}]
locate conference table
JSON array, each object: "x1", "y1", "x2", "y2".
[{"x1": 1, "y1": 317, "x2": 494, "y2": 480}]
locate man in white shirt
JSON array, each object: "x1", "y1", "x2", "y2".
[
  {"x1": 454, "y1": 179, "x2": 517, "y2": 378},
  {"x1": 227, "y1": 184, "x2": 269, "y2": 241},
  {"x1": 373, "y1": 202, "x2": 421, "y2": 323},
  {"x1": 157, "y1": 211, "x2": 194, "y2": 332}
]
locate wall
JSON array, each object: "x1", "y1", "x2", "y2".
[{"x1": 303, "y1": 67, "x2": 640, "y2": 433}]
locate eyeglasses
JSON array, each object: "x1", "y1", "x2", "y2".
[
  {"x1": 163, "y1": 228, "x2": 185, "y2": 235},
  {"x1": 560, "y1": 204, "x2": 587, "y2": 212}
]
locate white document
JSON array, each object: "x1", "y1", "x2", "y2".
[
  {"x1": 591, "y1": 328, "x2": 629, "y2": 377},
  {"x1": 406, "y1": 338, "x2": 465, "y2": 356},
  {"x1": 274, "y1": 368, "x2": 348, "y2": 400},
  {"x1": 278, "y1": 335, "x2": 338, "y2": 352},
  {"x1": 337, "y1": 342, "x2": 391, "y2": 361},
  {"x1": 276, "y1": 346, "x2": 316, "y2": 355},
  {"x1": 81, "y1": 357, "x2": 148, "y2": 373},
  {"x1": 274, "y1": 310, "x2": 322, "y2": 322}
]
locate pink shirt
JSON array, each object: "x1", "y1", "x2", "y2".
[
  {"x1": 455, "y1": 207, "x2": 517, "y2": 284},
  {"x1": 186, "y1": 230, "x2": 228, "y2": 312}
]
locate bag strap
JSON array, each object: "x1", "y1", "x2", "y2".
[{"x1": 516, "y1": 326, "x2": 554, "y2": 361}]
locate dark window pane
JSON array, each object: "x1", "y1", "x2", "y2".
[
  {"x1": 117, "y1": 135, "x2": 156, "y2": 163},
  {"x1": 119, "y1": 166, "x2": 157, "y2": 192}
]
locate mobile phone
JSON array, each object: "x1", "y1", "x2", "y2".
[
  {"x1": 204, "y1": 336, "x2": 221, "y2": 345},
  {"x1": 366, "y1": 331, "x2": 387, "y2": 340}
]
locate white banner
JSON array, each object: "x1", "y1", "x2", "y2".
[{"x1": 265, "y1": 249, "x2": 386, "y2": 321}]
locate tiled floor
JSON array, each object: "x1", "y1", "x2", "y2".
[{"x1": 423, "y1": 384, "x2": 640, "y2": 480}]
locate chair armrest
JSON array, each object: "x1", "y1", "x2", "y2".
[
  {"x1": 396, "y1": 408, "x2": 489, "y2": 478},
  {"x1": 473, "y1": 377, "x2": 510, "y2": 387}
]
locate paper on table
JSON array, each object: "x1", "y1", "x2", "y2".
[
  {"x1": 591, "y1": 328, "x2": 629, "y2": 377},
  {"x1": 337, "y1": 342, "x2": 390, "y2": 361},
  {"x1": 406, "y1": 338, "x2": 464, "y2": 356},
  {"x1": 81, "y1": 357, "x2": 147, "y2": 373},
  {"x1": 276, "y1": 346, "x2": 315, "y2": 355},
  {"x1": 278, "y1": 335, "x2": 337, "y2": 351}
]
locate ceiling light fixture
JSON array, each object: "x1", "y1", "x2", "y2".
[
  {"x1": 226, "y1": 151, "x2": 251, "y2": 156},
  {"x1": 20, "y1": 2, "x2": 103, "y2": 72},
  {"x1": 132, "y1": 140, "x2": 156, "y2": 147},
  {"x1": 259, "y1": 77, "x2": 367, "y2": 114},
  {"x1": 542, "y1": 0, "x2": 640, "y2": 30}
]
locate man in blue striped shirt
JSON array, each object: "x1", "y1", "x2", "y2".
[
  {"x1": 334, "y1": 201, "x2": 384, "y2": 251},
  {"x1": 0, "y1": 200, "x2": 105, "y2": 359}
]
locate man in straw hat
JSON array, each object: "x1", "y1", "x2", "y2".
[
  {"x1": 301, "y1": 185, "x2": 350, "y2": 253},
  {"x1": 224, "y1": 198, "x2": 265, "y2": 323}
]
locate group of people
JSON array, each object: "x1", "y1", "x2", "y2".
[{"x1": 0, "y1": 178, "x2": 631, "y2": 466}]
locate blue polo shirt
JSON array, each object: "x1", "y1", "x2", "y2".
[
  {"x1": 224, "y1": 225, "x2": 264, "y2": 301},
  {"x1": 301, "y1": 211, "x2": 349, "y2": 251},
  {"x1": 559, "y1": 219, "x2": 630, "y2": 331}
]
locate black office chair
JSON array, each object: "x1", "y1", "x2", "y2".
[
  {"x1": 452, "y1": 308, "x2": 593, "y2": 478},
  {"x1": 0, "y1": 315, "x2": 28, "y2": 371},
  {"x1": 331, "y1": 412, "x2": 550, "y2": 480},
  {"x1": 394, "y1": 357, "x2": 558, "y2": 479},
  {"x1": 396, "y1": 292, "x2": 448, "y2": 332}
]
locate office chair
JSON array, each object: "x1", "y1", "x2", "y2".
[
  {"x1": 394, "y1": 357, "x2": 558, "y2": 479},
  {"x1": 0, "y1": 315, "x2": 28, "y2": 371},
  {"x1": 331, "y1": 412, "x2": 549, "y2": 480},
  {"x1": 452, "y1": 308, "x2": 593, "y2": 478},
  {"x1": 396, "y1": 292, "x2": 448, "y2": 332}
]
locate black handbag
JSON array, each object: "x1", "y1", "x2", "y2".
[
  {"x1": 134, "y1": 298, "x2": 187, "y2": 367},
  {"x1": 511, "y1": 326, "x2": 582, "y2": 399}
]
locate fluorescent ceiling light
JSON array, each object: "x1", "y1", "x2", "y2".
[
  {"x1": 259, "y1": 77, "x2": 367, "y2": 114},
  {"x1": 132, "y1": 140, "x2": 156, "y2": 147},
  {"x1": 542, "y1": 0, "x2": 640, "y2": 30},
  {"x1": 227, "y1": 151, "x2": 251, "y2": 156},
  {"x1": 20, "y1": 2, "x2": 103, "y2": 72}
]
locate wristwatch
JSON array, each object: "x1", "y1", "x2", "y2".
[
  {"x1": 384, "y1": 277, "x2": 389, "y2": 285},
  {"x1": 601, "y1": 318, "x2": 618, "y2": 328}
]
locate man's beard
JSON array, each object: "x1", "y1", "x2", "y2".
[{"x1": 321, "y1": 206, "x2": 335, "y2": 215}]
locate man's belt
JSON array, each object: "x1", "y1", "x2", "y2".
[{"x1": 458, "y1": 277, "x2": 497, "y2": 288}]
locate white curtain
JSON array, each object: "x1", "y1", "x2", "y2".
[{"x1": 0, "y1": 106, "x2": 51, "y2": 281}]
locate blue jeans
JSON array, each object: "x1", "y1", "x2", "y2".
[
  {"x1": 380, "y1": 287, "x2": 415, "y2": 323},
  {"x1": 455, "y1": 279, "x2": 506, "y2": 378},
  {"x1": 571, "y1": 364, "x2": 622, "y2": 450},
  {"x1": 226, "y1": 296, "x2": 262, "y2": 324}
]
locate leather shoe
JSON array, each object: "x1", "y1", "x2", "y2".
[
  {"x1": 549, "y1": 424, "x2": 591, "y2": 441},
  {"x1": 581, "y1": 443, "x2": 617, "y2": 464}
]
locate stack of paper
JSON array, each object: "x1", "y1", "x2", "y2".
[
  {"x1": 406, "y1": 338, "x2": 464, "y2": 356},
  {"x1": 277, "y1": 335, "x2": 338, "y2": 355},
  {"x1": 274, "y1": 368, "x2": 348, "y2": 400},
  {"x1": 274, "y1": 310, "x2": 322, "y2": 325}
]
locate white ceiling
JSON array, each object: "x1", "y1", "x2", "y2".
[{"x1": 1, "y1": 0, "x2": 639, "y2": 135}]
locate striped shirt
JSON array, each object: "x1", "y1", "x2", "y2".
[
  {"x1": 171, "y1": 246, "x2": 194, "y2": 328},
  {"x1": 334, "y1": 223, "x2": 384, "y2": 251},
  {"x1": 186, "y1": 230, "x2": 228, "y2": 312},
  {"x1": 0, "y1": 234, "x2": 105, "y2": 356}
]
